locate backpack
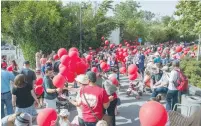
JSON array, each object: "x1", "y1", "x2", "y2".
[{"x1": 174, "y1": 69, "x2": 188, "y2": 92}]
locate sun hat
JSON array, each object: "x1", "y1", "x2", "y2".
[
  {"x1": 161, "y1": 66, "x2": 169, "y2": 72},
  {"x1": 59, "y1": 109, "x2": 70, "y2": 117},
  {"x1": 15, "y1": 113, "x2": 32, "y2": 126},
  {"x1": 86, "y1": 71, "x2": 97, "y2": 83},
  {"x1": 75, "y1": 74, "x2": 89, "y2": 85}
]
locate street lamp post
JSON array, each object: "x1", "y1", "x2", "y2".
[{"x1": 79, "y1": 3, "x2": 82, "y2": 53}]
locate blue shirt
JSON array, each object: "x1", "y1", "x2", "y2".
[
  {"x1": 154, "y1": 57, "x2": 161, "y2": 63},
  {"x1": 1, "y1": 69, "x2": 15, "y2": 93},
  {"x1": 138, "y1": 54, "x2": 145, "y2": 69}
]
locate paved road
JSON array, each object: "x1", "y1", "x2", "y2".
[{"x1": 34, "y1": 74, "x2": 151, "y2": 126}]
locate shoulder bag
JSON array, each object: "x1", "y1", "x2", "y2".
[{"x1": 82, "y1": 88, "x2": 113, "y2": 126}]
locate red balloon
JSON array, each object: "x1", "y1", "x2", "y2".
[
  {"x1": 37, "y1": 108, "x2": 57, "y2": 126},
  {"x1": 69, "y1": 47, "x2": 78, "y2": 53},
  {"x1": 36, "y1": 78, "x2": 43, "y2": 86},
  {"x1": 91, "y1": 67, "x2": 98, "y2": 73},
  {"x1": 69, "y1": 51, "x2": 79, "y2": 61},
  {"x1": 53, "y1": 74, "x2": 66, "y2": 88},
  {"x1": 99, "y1": 60, "x2": 104, "y2": 64},
  {"x1": 59, "y1": 63, "x2": 65, "y2": 70},
  {"x1": 184, "y1": 51, "x2": 188, "y2": 55},
  {"x1": 53, "y1": 54, "x2": 59, "y2": 60},
  {"x1": 59, "y1": 66, "x2": 68, "y2": 77},
  {"x1": 120, "y1": 67, "x2": 126, "y2": 74},
  {"x1": 110, "y1": 44, "x2": 115, "y2": 49},
  {"x1": 128, "y1": 73, "x2": 138, "y2": 80},
  {"x1": 86, "y1": 55, "x2": 92, "y2": 61},
  {"x1": 7, "y1": 65, "x2": 13, "y2": 72},
  {"x1": 60, "y1": 55, "x2": 70, "y2": 66},
  {"x1": 65, "y1": 71, "x2": 75, "y2": 83},
  {"x1": 105, "y1": 40, "x2": 109, "y2": 45},
  {"x1": 133, "y1": 49, "x2": 137, "y2": 54},
  {"x1": 119, "y1": 44, "x2": 122, "y2": 48},
  {"x1": 57, "y1": 48, "x2": 68, "y2": 58},
  {"x1": 123, "y1": 52, "x2": 128, "y2": 57},
  {"x1": 123, "y1": 48, "x2": 127, "y2": 52},
  {"x1": 126, "y1": 44, "x2": 130, "y2": 47},
  {"x1": 76, "y1": 62, "x2": 87, "y2": 75},
  {"x1": 128, "y1": 64, "x2": 138, "y2": 75},
  {"x1": 139, "y1": 101, "x2": 167, "y2": 126},
  {"x1": 109, "y1": 77, "x2": 119, "y2": 86},
  {"x1": 101, "y1": 36, "x2": 105, "y2": 41},
  {"x1": 95, "y1": 58, "x2": 99, "y2": 63},
  {"x1": 100, "y1": 62, "x2": 107, "y2": 70},
  {"x1": 157, "y1": 47, "x2": 162, "y2": 51},
  {"x1": 176, "y1": 46, "x2": 182, "y2": 52},
  {"x1": 89, "y1": 47, "x2": 92, "y2": 50},
  {"x1": 34, "y1": 85, "x2": 44, "y2": 95}
]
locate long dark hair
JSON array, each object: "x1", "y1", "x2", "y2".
[{"x1": 12, "y1": 60, "x2": 17, "y2": 67}]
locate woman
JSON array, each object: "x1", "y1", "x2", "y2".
[
  {"x1": 12, "y1": 74, "x2": 40, "y2": 121},
  {"x1": 1, "y1": 112, "x2": 32, "y2": 126},
  {"x1": 70, "y1": 74, "x2": 89, "y2": 126},
  {"x1": 11, "y1": 60, "x2": 19, "y2": 76}
]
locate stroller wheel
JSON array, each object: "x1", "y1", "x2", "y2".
[
  {"x1": 138, "y1": 91, "x2": 143, "y2": 96},
  {"x1": 126, "y1": 91, "x2": 131, "y2": 96}
]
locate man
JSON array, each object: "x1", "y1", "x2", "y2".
[
  {"x1": 166, "y1": 60, "x2": 179, "y2": 111},
  {"x1": 138, "y1": 51, "x2": 145, "y2": 78},
  {"x1": 19, "y1": 61, "x2": 36, "y2": 88},
  {"x1": 43, "y1": 66, "x2": 61, "y2": 109},
  {"x1": 1, "y1": 62, "x2": 15, "y2": 118},
  {"x1": 151, "y1": 66, "x2": 169, "y2": 101},
  {"x1": 80, "y1": 71, "x2": 111, "y2": 126}
]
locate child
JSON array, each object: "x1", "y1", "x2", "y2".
[
  {"x1": 59, "y1": 109, "x2": 71, "y2": 126},
  {"x1": 127, "y1": 80, "x2": 142, "y2": 99}
]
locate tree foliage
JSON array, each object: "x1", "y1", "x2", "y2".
[
  {"x1": 174, "y1": 1, "x2": 201, "y2": 35},
  {"x1": 1, "y1": 0, "x2": 116, "y2": 67}
]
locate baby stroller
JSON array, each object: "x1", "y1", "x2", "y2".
[
  {"x1": 126, "y1": 80, "x2": 143, "y2": 99},
  {"x1": 56, "y1": 88, "x2": 71, "y2": 113}
]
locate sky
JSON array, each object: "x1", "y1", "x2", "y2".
[{"x1": 62, "y1": 0, "x2": 178, "y2": 17}]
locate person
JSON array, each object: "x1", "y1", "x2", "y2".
[
  {"x1": 1, "y1": 112, "x2": 32, "y2": 126},
  {"x1": 151, "y1": 66, "x2": 169, "y2": 101},
  {"x1": 70, "y1": 74, "x2": 89, "y2": 126},
  {"x1": 59, "y1": 109, "x2": 71, "y2": 126},
  {"x1": 138, "y1": 51, "x2": 145, "y2": 79},
  {"x1": 40, "y1": 54, "x2": 47, "y2": 68},
  {"x1": 19, "y1": 61, "x2": 36, "y2": 88},
  {"x1": 12, "y1": 74, "x2": 39, "y2": 120},
  {"x1": 1, "y1": 62, "x2": 15, "y2": 118},
  {"x1": 144, "y1": 70, "x2": 151, "y2": 88},
  {"x1": 80, "y1": 71, "x2": 110, "y2": 126},
  {"x1": 104, "y1": 75, "x2": 118, "y2": 126},
  {"x1": 153, "y1": 52, "x2": 161, "y2": 64},
  {"x1": 166, "y1": 60, "x2": 179, "y2": 111},
  {"x1": 150, "y1": 63, "x2": 163, "y2": 87},
  {"x1": 11, "y1": 60, "x2": 19, "y2": 76},
  {"x1": 43, "y1": 66, "x2": 61, "y2": 109}
]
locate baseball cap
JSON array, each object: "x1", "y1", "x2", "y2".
[
  {"x1": 86, "y1": 71, "x2": 97, "y2": 83},
  {"x1": 15, "y1": 113, "x2": 32, "y2": 126},
  {"x1": 23, "y1": 61, "x2": 30, "y2": 65}
]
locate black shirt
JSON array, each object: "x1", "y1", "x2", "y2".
[
  {"x1": 19, "y1": 68, "x2": 36, "y2": 86},
  {"x1": 12, "y1": 84, "x2": 34, "y2": 108}
]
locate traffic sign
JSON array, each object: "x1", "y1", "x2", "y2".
[{"x1": 138, "y1": 38, "x2": 142, "y2": 43}]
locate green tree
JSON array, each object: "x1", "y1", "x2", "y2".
[
  {"x1": 174, "y1": 1, "x2": 201, "y2": 35},
  {"x1": 1, "y1": 0, "x2": 117, "y2": 68}
]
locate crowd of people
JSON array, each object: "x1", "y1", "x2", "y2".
[{"x1": 1, "y1": 41, "x2": 201, "y2": 126}]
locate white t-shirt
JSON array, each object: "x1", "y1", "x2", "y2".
[{"x1": 76, "y1": 90, "x2": 83, "y2": 119}]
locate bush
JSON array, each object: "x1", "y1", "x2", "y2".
[{"x1": 180, "y1": 57, "x2": 201, "y2": 88}]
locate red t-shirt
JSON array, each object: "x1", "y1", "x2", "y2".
[{"x1": 80, "y1": 85, "x2": 109, "y2": 122}]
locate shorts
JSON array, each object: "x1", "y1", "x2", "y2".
[
  {"x1": 15, "y1": 104, "x2": 37, "y2": 116},
  {"x1": 44, "y1": 98, "x2": 57, "y2": 109}
]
